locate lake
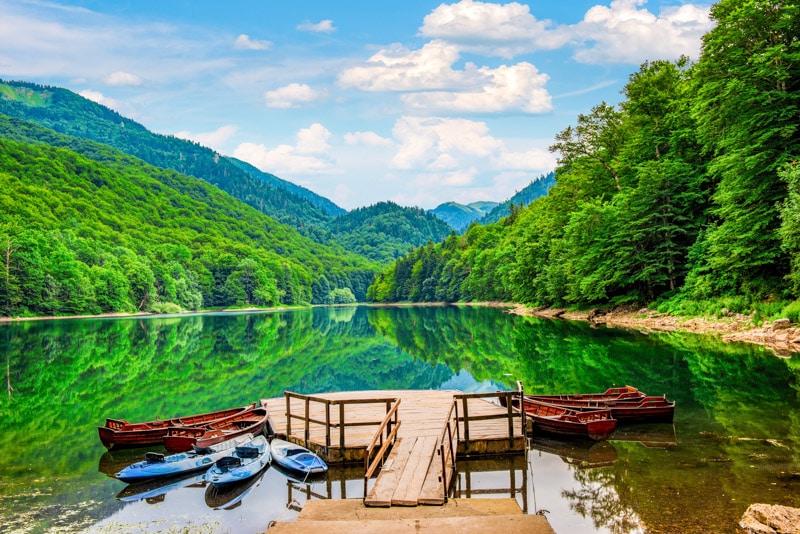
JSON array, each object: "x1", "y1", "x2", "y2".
[{"x1": 1, "y1": 305, "x2": 798, "y2": 533}]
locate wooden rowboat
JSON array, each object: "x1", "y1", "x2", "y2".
[
  {"x1": 525, "y1": 385, "x2": 646, "y2": 405},
  {"x1": 163, "y1": 402, "x2": 269, "y2": 452},
  {"x1": 98, "y1": 401, "x2": 258, "y2": 450},
  {"x1": 523, "y1": 388, "x2": 675, "y2": 424},
  {"x1": 502, "y1": 396, "x2": 617, "y2": 441}
]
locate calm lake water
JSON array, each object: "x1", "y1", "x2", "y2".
[{"x1": 1, "y1": 305, "x2": 798, "y2": 533}]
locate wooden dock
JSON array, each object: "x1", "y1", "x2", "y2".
[{"x1": 263, "y1": 389, "x2": 526, "y2": 508}]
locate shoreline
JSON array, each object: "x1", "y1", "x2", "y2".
[
  {"x1": 508, "y1": 304, "x2": 800, "y2": 357},
  {"x1": 3, "y1": 302, "x2": 799, "y2": 357}
]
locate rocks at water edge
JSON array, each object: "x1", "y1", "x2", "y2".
[{"x1": 739, "y1": 503, "x2": 800, "y2": 534}]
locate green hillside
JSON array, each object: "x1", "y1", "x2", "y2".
[
  {"x1": 327, "y1": 201, "x2": 454, "y2": 263},
  {"x1": 477, "y1": 172, "x2": 555, "y2": 225},
  {"x1": 0, "y1": 80, "x2": 339, "y2": 240},
  {"x1": 0, "y1": 115, "x2": 377, "y2": 317}
]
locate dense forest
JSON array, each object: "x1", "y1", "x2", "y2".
[
  {"x1": 369, "y1": 0, "x2": 800, "y2": 321},
  {"x1": 0, "y1": 115, "x2": 377, "y2": 316},
  {"x1": 0, "y1": 82, "x2": 462, "y2": 261}
]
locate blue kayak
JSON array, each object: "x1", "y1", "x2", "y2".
[
  {"x1": 115, "y1": 433, "x2": 254, "y2": 483},
  {"x1": 204, "y1": 434, "x2": 270, "y2": 486},
  {"x1": 269, "y1": 438, "x2": 327, "y2": 477}
]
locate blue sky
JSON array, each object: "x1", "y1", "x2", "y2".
[{"x1": 0, "y1": 0, "x2": 713, "y2": 210}]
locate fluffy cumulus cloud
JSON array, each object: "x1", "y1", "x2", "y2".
[
  {"x1": 343, "y1": 131, "x2": 394, "y2": 147},
  {"x1": 174, "y1": 125, "x2": 238, "y2": 152},
  {"x1": 232, "y1": 123, "x2": 336, "y2": 177},
  {"x1": 419, "y1": 0, "x2": 568, "y2": 57},
  {"x1": 78, "y1": 89, "x2": 121, "y2": 111},
  {"x1": 297, "y1": 20, "x2": 335, "y2": 33},
  {"x1": 103, "y1": 71, "x2": 142, "y2": 86},
  {"x1": 338, "y1": 40, "x2": 551, "y2": 114},
  {"x1": 572, "y1": 0, "x2": 713, "y2": 64},
  {"x1": 234, "y1": 34, "x2": 271, "y2": 50},
  {"x1": 264, "y1": 83, "x2": 325, "y2": 108}
]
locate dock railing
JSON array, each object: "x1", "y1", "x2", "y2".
[
  {"x1": 454, "y1": 388, "x2": 525, "y2": 451},
  {"x1": 284, "y1": 391, "x2": 400, "y2": 459},
  {"x1": 363, "y1": 399, "x2": 402, "y2": 498},
  {"x1": 438, "y1": 399, "x2": 459, "y2": 502}
]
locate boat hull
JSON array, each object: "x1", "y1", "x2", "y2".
[
  {"x1": 98, "y1": 402, "x2": 257, "y2": 450},
  {"x1": 114, "y1": 433, "x2": 255, "y2": 482},
  {"x1": 270, "y1": 438, "x2": 328, "y2": 477},
  {"x1": 204, "y1": 435, "x2": 270, "y2": 486},
  {"x1": 163, "y1": 406, "x2": 269, "y2": 452}
]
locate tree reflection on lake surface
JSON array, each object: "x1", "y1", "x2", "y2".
[{"x1": 1, "y1": 305, "x2": 798, "y2": 533}]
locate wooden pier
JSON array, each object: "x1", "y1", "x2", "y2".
[{"x1": 263, "y1": 389, "x2": 526, "y2": 508}]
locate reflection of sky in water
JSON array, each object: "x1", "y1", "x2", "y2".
[
  {"x1": 438, "y1": 369, "x2": 507, "y2": 393},
  {"x1": 86, "y1": 466, "x2": 360, "y2": 533}
]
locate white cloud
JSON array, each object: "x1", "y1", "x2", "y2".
[
  {"x1": 103, "y1": 71, "x2": 142, "y2": 86},
  {"x1": 174, "y1": 125, "x2": 238, "y2": 152},
  {"x1": 232, "y1": 123, "x2": 335, "y2": 177},
  {"x1": 264, "y1": 83, "x2": 325, "y2": 108},
  {"x1": 419, "y1": 0, "x2": 568, "y2": 58},
  {"x1": 402, "y1": 62, "x2": 551, "y2": 113},
  {"x1": 78, "y1": 89, "x2": 121, "y2": 110},
  {"x1": 234, "y1": 34, "x2": 271, "y2": 50},
  {"x1": 297, "y1": 20, "x2": 335, "y2": 33},
  {"x1": 344, "y1": 131, "x2": 394, "y2": 147},
  {"x1": 572, "y1": 0, "x2": 712, "y2": 64},
  {"x1": 339, "y1": 40, "x2": 551, "y2": 114}
]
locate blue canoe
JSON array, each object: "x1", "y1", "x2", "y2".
[
  {"x1": 269, "y1": 438, "x2": 328, "y2": 477},
  {"x1": 115, "y1": 433, "x2": 254, "y2": 483},
  {"x1": 204, "y1": 434, "x2": 270, "y2": 486}
]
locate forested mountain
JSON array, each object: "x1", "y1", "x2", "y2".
[
  {"x1": 0, "y1": 115, "x2": 377, "y2": 317},
  {"x1": 369, "y1": 0, "x2": 800, "y2": 321},
  {"x1": 477, "y1": 172, "x2": 556, "y2": 225},
  {"x1": 430, "y1": 201, "x2": 498, "y2": 232},
  {"x1": 327, "y1": 202, "x2": 454, "y2": 263},
  {"x1": 0, "y1": 80, "x2": 340, "y2": 240}
]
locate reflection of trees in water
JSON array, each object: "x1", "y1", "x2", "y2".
[{"x1": 562, "y1": 467, "x2": 643, "y2": 534}]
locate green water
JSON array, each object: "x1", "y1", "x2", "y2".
[{"x1": 1, "y1": 305, "x2": 798, "y2": 533}]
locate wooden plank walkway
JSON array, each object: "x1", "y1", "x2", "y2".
[
  {"x1": 266, "y1": 498, "x2": 556, "y2": 534},
  {"x1": 263, "y1": 390, "x2": 525, "y2": 508}
]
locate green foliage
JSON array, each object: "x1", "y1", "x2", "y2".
[
  {"x1": 326, "y1": 201, "x2": 454, "y2": 263},
  {"x1": 0, "y1": 120, "x2": 379, "y2": 316},
  {"x1": 370, "y1": 6, "x2": 800, "y2": 315}
]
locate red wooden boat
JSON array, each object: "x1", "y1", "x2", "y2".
[
  {"x1": 526, "y1": 385, "x2": 646, "y2": 405},
  {"x1": 502, "y1": 396, "x2": 617, "y2": 441},
  {"x1": 524, "y1": 388, "x2": 675, "y2": 424},
  {"x1": 98, "y1": 401, "x2": 258, "y2": 450},
  {"x1": 162, "y1": 403, "x2": 269, "y2": 452}
]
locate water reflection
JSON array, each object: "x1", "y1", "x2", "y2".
[{"x1": 0, "y1": 306, "x2": 798, "y2": 533}]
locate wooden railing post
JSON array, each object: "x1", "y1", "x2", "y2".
[
  {"x1": 325, "y1": 400, "x2": 331, "y2": 455},
  {"x1": 462, "y1": 395, "x2": 470, "y2": 447},
  {"x1": 304, "y1": 396, "x2": 310, "y2": 447},
  {"x1": 506, "y1": 391, "x2": 515, "y2": 448},
  {"x1": 339, "y1": 402, "x2": 346, "y2": 452},
  {"x1": 285, "y1": 392, "x2": 291, "y2": 437}
]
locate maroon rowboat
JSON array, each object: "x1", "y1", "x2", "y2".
[
  {"x1": 163, "y1": 403, "x2": 269, "y2": 452},
  {"x1": 525, "y1": 385, "x2": 646, "y2": 405},
  {"x1": 503, "y1": 396, "x2": 617, "y2": 441},
  {"x1": 98, "y1": 401, "x2": 258, "y2": 450},
  {"x1": 524, "y1": 389, "x2": 675, "y2": 424}
]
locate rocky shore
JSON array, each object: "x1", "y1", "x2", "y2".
[{"x1": 508, "y1": 305, "x2": 800, "y2": 357}]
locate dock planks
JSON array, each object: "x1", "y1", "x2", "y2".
[{"x1": 264, "y1": 389, "x2": 524, "y2": 508}]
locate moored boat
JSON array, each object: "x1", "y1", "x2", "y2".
[
  {"x1": 163, "y1": 402, "x2": 269, "y2": 452},
  {"x1": 98, "y1": 401, "x2": 258, "y2": 450},
  {"x1": 502, "y1": 396, "x2": 617, "y2": 441},
  {"x1": 204, "y1": 434, "x2": 270, "y2": 486},
  {"x1": 523, "y1": 389, "x2": 675, "y2": 423},
  {"x1": 114, "y1": 433, "x2": 255, "y2": 482},
  {"x1": 525, "y1": 385, "x2": 646, "y2": 405},
  {"x1": 269, "y1": 438, "x2": 328, "y2": 478}
]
